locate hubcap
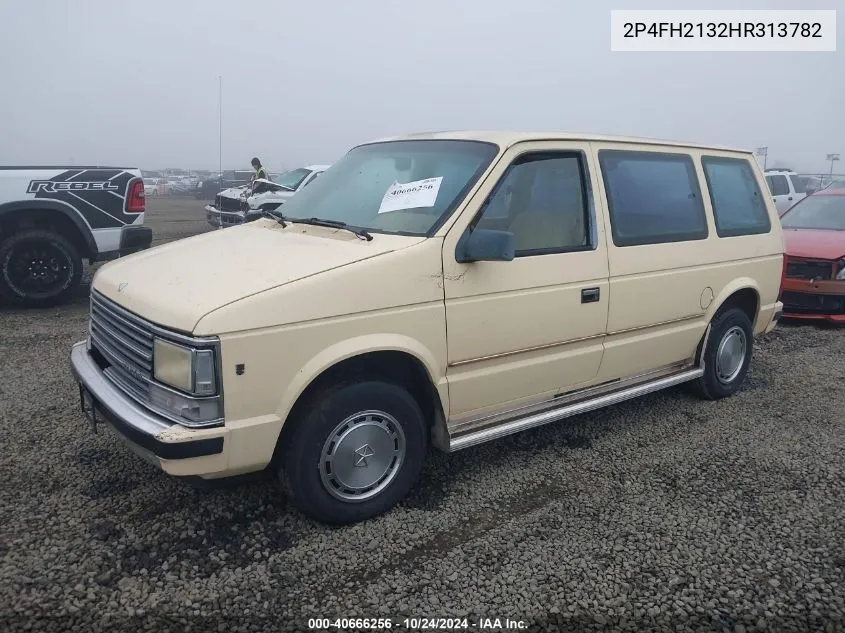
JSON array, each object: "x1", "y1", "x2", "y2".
[
  {"x1": 715, "y1": 326, "x2": 747, "y2": 384},
  {"x1": 319, "y1": 410, "x2": 406, "y2": 503},
  {"x1": 4, "y1": 241, "x2": 72, "y2": 298}
]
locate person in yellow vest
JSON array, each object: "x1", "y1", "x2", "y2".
[{"x1": 250, "y1": 157, "x2": 270, "y2": 194}]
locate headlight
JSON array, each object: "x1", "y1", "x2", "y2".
[
  {"x1": 836, "y1": 259, "x2": 845, "y2": 280},
  {"x1": 153, "y1": 338, "x2": 216, "y2": 396}
]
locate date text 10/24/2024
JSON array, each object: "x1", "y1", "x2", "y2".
[{"x1": 307, "y1": 617, "x2": 528, "y2": 630}]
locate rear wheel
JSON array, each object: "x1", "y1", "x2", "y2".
[
  {"x1": 280, "y1": 380, "x2": 428, "y2": 525},
  {"x1": 690, "y1": 307, "x2": 754, "y2": 400},
  {"x1": 0, "y1": 229, "x2": 82, "y2": 307}
]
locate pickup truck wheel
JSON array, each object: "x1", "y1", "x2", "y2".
[
  {"x1": 0, "y1": 229, "x2": 82, "y2": 307},
  {"x1": 281, "y1": 380, "x2": 427, "y2": 525},
  {"x1": 690, "y1": 307, "x2": 753, "y2": 400}
]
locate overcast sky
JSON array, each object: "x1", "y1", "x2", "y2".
[{"x1": 0, "y1": 0, "x2": 841, "y2": 173}]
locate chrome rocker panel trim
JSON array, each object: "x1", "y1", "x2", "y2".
[{"x1": 443, "y1": 326, "x2": 711, "y2": 452}]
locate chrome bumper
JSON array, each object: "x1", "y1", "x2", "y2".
[
  {"x1": 70, "y1": 341, "x2": 224, "y2": 461},
  {"x1": 205, "y1": 205, "x2": 246, "y2": 228}
]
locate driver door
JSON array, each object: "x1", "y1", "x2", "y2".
[{"x1": 442, "y1": 141, "x2": 610, "y2": 422}]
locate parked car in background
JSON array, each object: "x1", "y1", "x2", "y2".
[
  {"x1": 143, "y1": 177, "x2": 164, "y2": 197},
  {"x1": 0, "y1": 165, "x2": 152, "y2": 306},
  {"x1": 169, "y1": 175, "x2": 200, "y2": 195},
  {"x1": 205, "y1": 165, "x2": 329, "y2": 228},
  {"x1": 70, "y1": 131, "x2": 783, "y2": 524},
  {"x1": 779, "y1": 188, "x2": 845, "y2": 323},
  {"x1": 194, "y1": 170, "x2": 254, "y2": 200},
  {"x1": 246, "y1": 164, "x2": 329, "y2": 210},
  {"x1": 764, "y1": 169, "x2": 807, "y2": 215}
]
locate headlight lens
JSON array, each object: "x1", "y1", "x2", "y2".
[
  {"x1": 154, "y1": 339, "x2": 192, "y2": 391},
  {"x1": 836, "y1": 259, "x2": 845, "y2": 280},
  {"x1": 153, "y1": 338, "x2": 216, "y2": 396}
]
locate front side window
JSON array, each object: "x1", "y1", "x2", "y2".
[
  {"x1": 701, "y1": 156, "x2": 771, "y2": 237},
  {"x1": 781, "y1": 195, "x2": 845, "y2": 231},
  {"x1": 275, "y1": 140, "x2": 498, "y2": 236},
  {"x1": 474, "y1": 152, "x2": 590, "y2": 255},
  {"x1": 599, "y1": 150, "x2": 708, "y2": 247},
  {"x1": 302, "y1": 172, "x2": 321, "y2": 188},
  {"x1": 767, "y1": 174, "x2": 789, "y2": 196}
]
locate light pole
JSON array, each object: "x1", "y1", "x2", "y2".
[
  {"x1": 826, "y1": 153, "x2": 840, "y2": 184},
  {"x1": 756, "y1": 147, "x2": 768, "y2": 171},
  {"x1": 218, "y1": 75, "x2": 223, "y2": 177},
  {"x1": 217, "y1": 75, "x2": 224, "y2": 231}
]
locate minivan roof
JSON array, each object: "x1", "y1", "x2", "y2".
[{"x1": 367, "y1": 131, "x2": 752, "y2": 154}]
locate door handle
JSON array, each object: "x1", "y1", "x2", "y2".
[{"x1": 581, "y1": 287, "x2": 600, "y2": 303}]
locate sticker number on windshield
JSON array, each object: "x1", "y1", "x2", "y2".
[{"x1": 378, "y1": 177, "x2": 443, "y2": 214}]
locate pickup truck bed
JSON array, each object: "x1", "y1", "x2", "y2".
[{"x1": 0, "y1": 166, "x2": 152, "y2": 307}]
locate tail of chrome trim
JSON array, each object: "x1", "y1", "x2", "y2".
[
  {"x1": 695, "y1": 324, "x2": 712, "y2": 366},
  {"x1": 448, "y1": 367, "x2": 704, "y2": 452}
]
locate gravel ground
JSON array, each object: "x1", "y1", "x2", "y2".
[{"x1": 1, "y1": 197, "x2": 844, "y2": 632}]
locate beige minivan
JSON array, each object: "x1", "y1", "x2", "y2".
[{"x1": 71, "y1": 132, "x2": 784, "y2": 524}]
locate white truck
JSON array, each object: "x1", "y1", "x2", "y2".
[
  {"x1": 764, "y1": 169, "x2": 808, "y2": 215},
  {"x1": 205, "y1": 165, "x2": 329, "y2": 228},
  {"x1": 0, "y1": 166, "x2": 152, "y2": 307}
]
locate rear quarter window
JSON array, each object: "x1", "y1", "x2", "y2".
[
  {"x1": 702, "y1": 157, "x2": 771, "y2": 237},
  {"x1": 598, "y1": 150, "x2": 708, "y2": 247},
  {"x1": 789, "y1": 174, "x2": 806, "y2": 194}
]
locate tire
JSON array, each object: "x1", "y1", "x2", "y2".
[
  {"x1": 0, "y1": 229, "x2": 82, "y2": 308},
  {"x1": 689, "y1": 307, "x2": 754, "y2": 400},
  {"x1": 280, "y1": 380, "x2": 428, "y2": 525}
]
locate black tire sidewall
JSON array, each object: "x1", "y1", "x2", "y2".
[
  {"x1": 701, "y1": 308, "x2": 754, "y2": 398},
  {"x1": 283, "y1": 380, "x2": 428, "y2": 525},
  {"x1": 0, "y1": 230, "x2": 82, "y2": 307}
]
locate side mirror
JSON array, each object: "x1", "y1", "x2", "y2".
[{"x1": 455, "y1": 228, "x2": 515, "y2": 263}]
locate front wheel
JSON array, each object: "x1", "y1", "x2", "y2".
[
  {"x1": 0, "y1": 229, "x2": 83, "y2": 307},
  {"x1": 280, "y1": 381, "x2": 428, "y2": 525},
  {"x1": 690, "y1": 307, "x2": 754, "y2": 400}
]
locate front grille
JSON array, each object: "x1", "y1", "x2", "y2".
[
  {"x1": 88, "y1": 291, "x2": 224, "y2": 428},
  {"x1": 781, "y1": 291, "x2": 845, "y2": 315},
  {"x1": 785, "y1": 258, "x2": 834, "y2": 280},
  {"x1": 214, "y1": 193, "x2": 246, "y2": 213},
  {"x1": 89, "y1": 292, "x2": 154, "y2": 401}
]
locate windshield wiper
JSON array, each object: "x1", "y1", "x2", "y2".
[
  {"x1": 280, "y1": 216, "x2": 373, "y2": 241},
  {"x1": 255, "y1": 208, "x2": 287, "y2": 227},
  {"x1": 262, "y1": 211, "x2": 373, "y2": 240}
]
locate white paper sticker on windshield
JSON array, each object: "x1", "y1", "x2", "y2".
[{"x1": 378, "y1": 177, "x2": 443, "y2": 214}]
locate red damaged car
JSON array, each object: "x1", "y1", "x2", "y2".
[{"x1": 779, "y1": 188, "x2": 845, "y2": 323}]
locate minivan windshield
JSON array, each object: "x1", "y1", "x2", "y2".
[
  {"x1": 274, "y1": 140, "x2": 499, "y2": 236},
  {"x1": 781, "y1": 195, "x2": 845, "y2": 231}
]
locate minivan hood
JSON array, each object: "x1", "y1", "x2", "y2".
[{"x1": 93, "y1": 221, "x2": 424, "y2": 332}]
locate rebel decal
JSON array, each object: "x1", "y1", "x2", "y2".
[
  {"x1": 27, "y1": 180, "x2": 121, "y2": 193},
  {"x1": 27, "y1": 169, "x2": 137, "y2": 229}
]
